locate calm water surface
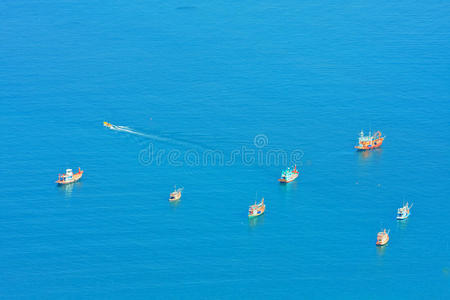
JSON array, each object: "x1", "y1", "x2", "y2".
[{"x1": 1, "y1": 0, "x2": 449, "y2": 298}]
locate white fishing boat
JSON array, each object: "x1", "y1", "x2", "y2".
[{"x1": 397, "y1": 202, "x2": 413, "y2": 220}]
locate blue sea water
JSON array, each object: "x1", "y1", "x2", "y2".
[{"x1": 1, "y1": 0, "x2": 449, "y2": 298}]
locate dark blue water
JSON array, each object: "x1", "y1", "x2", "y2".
[{"x1": 1, "y1": 1, "x2": 449, "y2": 298}]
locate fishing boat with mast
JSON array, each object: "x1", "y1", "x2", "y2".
[
  {"x1": 397, "y1": 202, "x2": 413, "y2": 220},
  {"x1": 169, "y1": 186, "x2": 183, "y2": 202},
  {"x1": 278, "y1": 165, "x2": 299, "y2": 183},
  {"x1": 355, "y1": 130, "x2": 385, "y2": 150},
  {"x1": 248, "y1": 197, "x2": 265, "y2": 218},
  {"x1": 376, "y1": 229, "x2": 390, "y2": 246},
  {"x1": 55, "y1": 167, "x2": 84, "y2": 185}
]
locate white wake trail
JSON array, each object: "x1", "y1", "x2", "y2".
[{"x1": 108, "y1": 125, "x2": 204, "y2": 149}]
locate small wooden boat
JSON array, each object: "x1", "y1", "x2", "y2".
[
  {"x1": 56, "y1": 168, "x2": 83, "y2": 185},
  {"x1": 278, "y1": 165, "x2": 299, "y2": 183},
  {"x1": 376, "y1": 229, "x2": 390, "y2": 246},
  {"x1": 169, "y1": 186, "x2": 183, "y2": 202},
  {"x1": 355, "y1": 130, "x2": 385, "y2": 150},
  {"x1": 248, "y1": 197, "x2": 265, "y2": 218},
  {"x1": 397, "y1": 202, "x2": 413, "y2": 220}
]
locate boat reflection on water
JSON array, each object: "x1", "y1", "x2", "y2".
[
  {"x1": 248, "y1": 214, "x2": 264, "y2": 228},
  {"x1": 357, "y1": 147, "x2": 383, "y2": 164},
  {"x1": 57, "y1": 181, "x2": 82, "y2": 198},
  {"x1": 376, "y1": 243, "x2": 387, "y2": 257},
  {"x1": 397, "y1": 218, "x2": 409, "y2": 231},
  {"x1": 278, "y1": 180, "x2": 299, "y2": 193},
  {"x1": 169, "y1": 199, "x2": 181, "y2": 209}
]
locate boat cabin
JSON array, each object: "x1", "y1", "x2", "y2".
[{"x1": 64, "y1": 169, "x2": 73, "y2": 181}]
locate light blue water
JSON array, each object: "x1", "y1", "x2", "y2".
[{"x1": 1, "y1": 1, "x2": 449, "y2": 298}]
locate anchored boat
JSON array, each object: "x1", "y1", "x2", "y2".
[
  {"x1": 248, "y1": 198, "x2": 265, "y2": 218},
  {"x1": 278, "y1": 165, "x2": 299, "y2": 183},
  {"x1": 169, "y1": 186, "x2": 183, "y2": 202},
  {"x1": 397, "y1": 202, "x2": 413, "y2": 220},
  {"x1": 376, "y1": 229, "x2": 390, "y2": 246},
  {"x1": 355, "y1": 130, "x2": 385, "y2": 150},
  {"x1": 56, "y1": 168, "x2": 83, "y2": 185}
]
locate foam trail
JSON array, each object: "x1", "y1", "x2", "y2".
[{"x1": 109, "y1": 125, "x2": 204, "y2": 150}]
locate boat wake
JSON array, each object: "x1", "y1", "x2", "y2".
[{"x1": 105, "y1": 123, "x2": 204, "y2": 150}]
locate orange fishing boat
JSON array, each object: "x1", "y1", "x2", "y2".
[
  {"x1": 355, "y1": 130, "x2": 385, "y2": 150},
  {"x1": 103, "y1": 121, "x2": 113, "y2": 128},
  {"x1": 169, "y1": 186, "x2": 183, "y2": 202},
  {"x1": 397, "y1": 202, "x2": 413, "y2": 220},
  {"x1": 376, "y1": 229, "x2": 390, "y2": 246},
  {"x1": 56, "y1": 168, "x2": 83, "y2": 185},
  {"x1": 248, "y1": 198, "x2": 265, "y2": 218}
]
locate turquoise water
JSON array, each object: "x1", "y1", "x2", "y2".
[{"x1": 1, "y1": 1, "x2": 449, "y2": 298}]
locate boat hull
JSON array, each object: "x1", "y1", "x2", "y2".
[
  {"x1": 376, "y1": 239, "x2": 389, "y2": 246},
  {"x1": 278, "y1": 173, "x2": 299, "y2": 183},
  {"x1": 376, "y1": 236, "x2": 389, "y2": 246},
  {"x1": 248, "y1": 211, "x2": 264, "y2": 218},
  {"x1": 56, "y1": 172, "x2": 83, "y2": 185},
  {"x1": 355, "y1": 138, "x2": 384, "y2": 150},
  {"x1": 248, "y1": 201, "x2": 265, "y2": 218},
  {"x1": 169, "y1": 193, "x2": 181, "y2": 201},
  {"x1": 397, "y1": 213, "x2": 410, "y2": 220}
]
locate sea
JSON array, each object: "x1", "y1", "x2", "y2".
[{"x1": 1, "y1": 0, "x2": 449, "y2": 298}]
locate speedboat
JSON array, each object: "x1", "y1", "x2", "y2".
[
  {"x1": 103, "y1": 121, "x2": 113, "y2": 128},
  {"x1": 278, "y1": 165, "x2": 299, "y2": 183}
]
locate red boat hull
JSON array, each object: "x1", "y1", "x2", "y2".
[
  {"x1": 376, "y1": 237, "x2": 389, "y2": 246},
  {"x1": 355, "y1": 137, "x2": 384, "y2": 150}
]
